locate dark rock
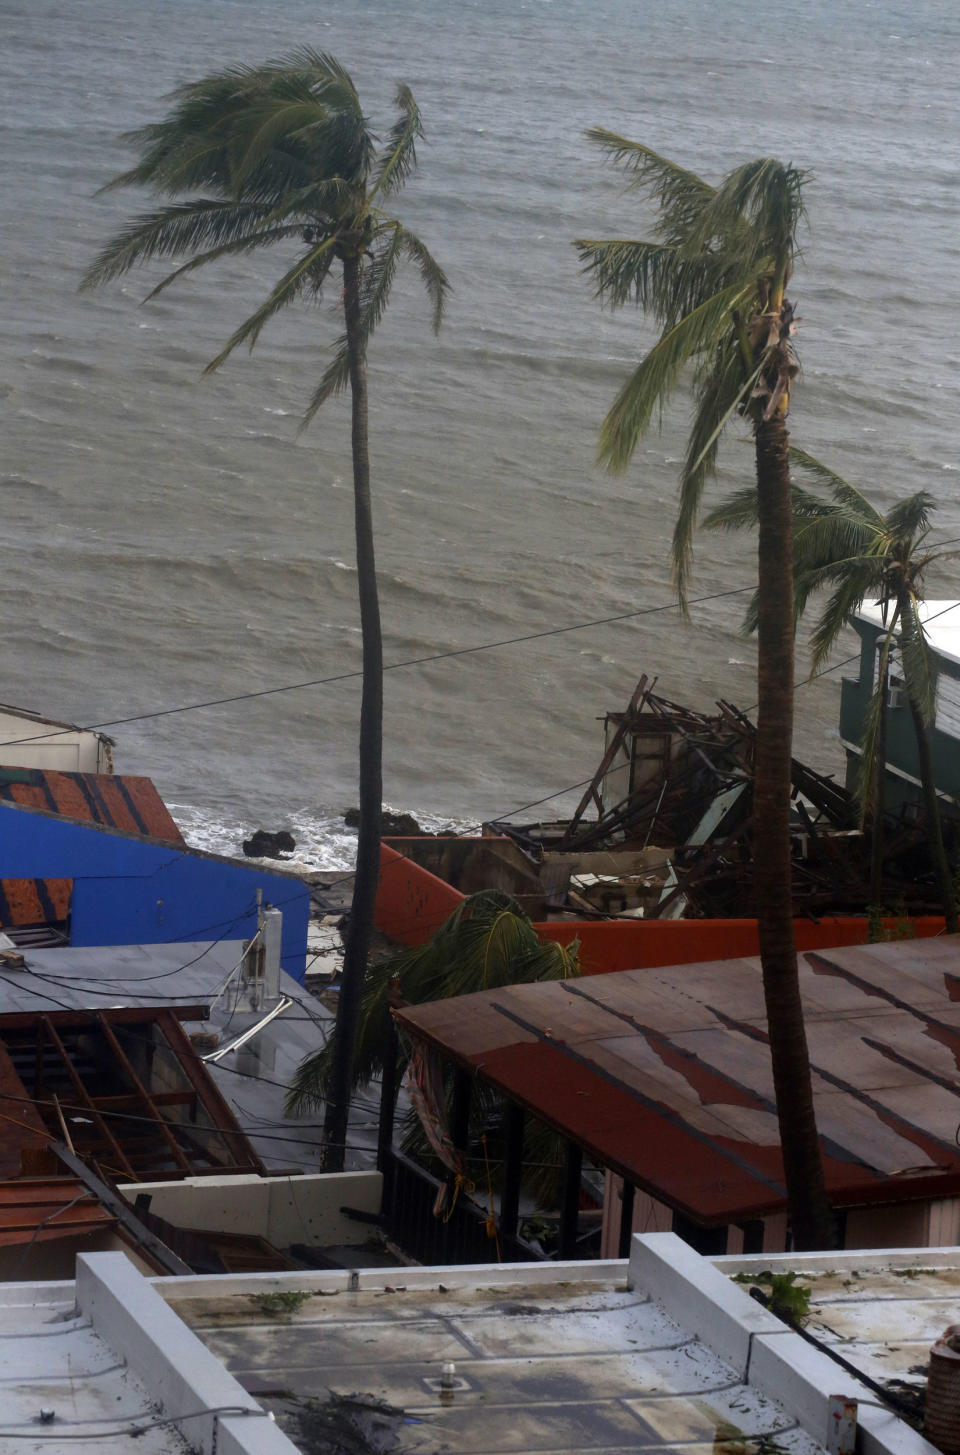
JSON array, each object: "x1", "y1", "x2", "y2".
[
  {"x1": 343, "y1": 808, "x2": 428, "y2": 837},
  {"x1": 242, "y1": 828, "x2": 297, "y2": 859}
]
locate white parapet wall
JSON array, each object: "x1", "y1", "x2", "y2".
[
  {"x1": 76, "y1": 1252, "x2": 298, "y2": 1455},
  {"x1": 630, "y1": 1232, "x2": 940, "y2": 1455},
  {"x1": 118, "y1": 1170, "x2": 382, "y2": 1249}
]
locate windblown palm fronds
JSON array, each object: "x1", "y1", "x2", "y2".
[
  {"x1": 82, "y1": 49, "x2": 448, "y2": 403},
  {"x1": 704, "y1": 453, "x2": 958, "y2": 928},
  {"x1": 84, "y1": 51, "x2": 449, "y2": 1169},
  {"x1": 288, "y1": 890, "x2": 580, "y2": 1209},
  {"x1": 287, "y1": 890, "x2": 578, "y2": 1112},
  {"x1": 575, "y1": 139, "x2": 806, "y2": 602},
  {"x1": 576, "y1": 138, "x2": 834, "y2": 1248}
]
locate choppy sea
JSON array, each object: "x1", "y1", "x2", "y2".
[{"x1": 2, "y1": 0, "x2": 959, "y2": 871}]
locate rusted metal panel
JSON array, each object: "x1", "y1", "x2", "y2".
[{"x1": 396, "y1": 936, "x2": 960, "y2": 1226}]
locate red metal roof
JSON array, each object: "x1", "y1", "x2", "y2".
[
  {"x1": 0, "y1": 767, "x2": 182, "y2": 843},
  {"x1": 0, "y1": 1178, "x2": 115, "y2": 1247},
  {"x1": 396, "y1": 936, "x2": 960, "y2": 1227}
]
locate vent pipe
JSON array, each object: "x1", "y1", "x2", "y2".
[{"x1": 260, "y1": 906, "x2": 283, "y2": 1004}]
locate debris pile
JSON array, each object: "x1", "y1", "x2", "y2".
[{"x1": 490, "y1": 676, "x2": 950, "y2": 920}]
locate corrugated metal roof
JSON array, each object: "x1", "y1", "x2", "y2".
[
  {"x1": 396, "y1": 936, "x2": 960, "y2": 1226},
  {"x1": 0, "y1": 766, "x2": 182, "y2": 843}
]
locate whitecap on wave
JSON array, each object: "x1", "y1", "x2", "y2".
[{"x1": 168, "y1": 801, "x2": 475, "y2": 875}]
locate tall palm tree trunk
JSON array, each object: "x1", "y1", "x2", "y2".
[
  {"x1": 869, "y1": 658, "x2": 889, "y2": 906},
  {"x1": 323, "y1": 250, "x2": 384, "y2": 1169},
  {"x1": 897, "y1": 591, "x2": 958, "y2": 933},
  {"x1": 754, "y1": 413, "x2": 834, "y2": 1250}
]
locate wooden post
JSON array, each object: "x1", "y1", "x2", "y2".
[
  {"x1": 377, "y1": 1013, "x2": 399, "y2": 1210},
  {"x1": 617, "y1": 1180, "x2": 636, "y2": 1258},
  {"x1": 499, "y1": 1101, "x2": 525, "y2": 1251},
  {"x1": 559, "y1": 1141, "x2": 583, "y2": 1259},
  {"x1": 450, "y1": 1068, "x2": 472, "y2": 1153}
]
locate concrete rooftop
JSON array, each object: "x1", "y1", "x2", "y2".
[
  {"x1": 174, "y1": 1272, "x2": 826, "y2": 1454},
  {"x1": 718, "y1": 1246, "x2": 960, "y2": 1413},
  {"x1": 0, "y1": 1283, "x2": 187, "y2": 1454}
]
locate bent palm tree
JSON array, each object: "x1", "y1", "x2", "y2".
[
  {"x1": 706, "y1": 454, "x2": 959, "y2": 929},
  {"x1": 82, "y1": 51, "x2": 449, "y2": 1169},
  {"x1": 576, "y1": 141, "x2": 833, "y2": 1247}
]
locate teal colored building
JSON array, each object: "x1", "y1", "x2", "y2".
[{"x1": 839, "y1": 601, "x2": 960, "y2": 815}]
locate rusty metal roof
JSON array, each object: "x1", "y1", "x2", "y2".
[
  {"x1": 0, "y1": 1176, "x2": 115, "y2": 1248},
  {"x1": 396, "y1": 936, "x2": 960, "y2": 1226},
  {"x1": 0, "y1": 1006, "x2": 267, "y2": 1184},
  {"x1": 0, "y1": 766, "x2": 182, "y2": 843}
]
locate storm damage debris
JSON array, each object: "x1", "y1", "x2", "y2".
[{"x1": 489, "y1": 677, "x2": 949, "y2": 920}]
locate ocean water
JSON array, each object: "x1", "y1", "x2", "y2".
[{"x1": 2, "y1": 0, "x2": 959, "y2": 869}]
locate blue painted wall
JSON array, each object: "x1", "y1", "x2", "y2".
[{"x1": 0, "y1": 803, "x2": 309, "y2": 981}]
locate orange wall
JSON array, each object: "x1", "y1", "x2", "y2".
[
  {"x1": 376, "y1": 842, "x2": 946, "y2": 971},
  {"x1": 537, "y1": 914, "x2": 946, "y2": 974},
  {"x1": 376, "y1": 843, "x2": 465, "y2": 945}
]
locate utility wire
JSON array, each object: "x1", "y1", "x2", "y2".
[{"x1": 0, "y1": 585, "x2": 754, "y2": 751}]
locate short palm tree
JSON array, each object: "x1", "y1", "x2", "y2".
[
  {"x1": 288, "y1": 890, "x2": 580, "y2": 1207},
  {"x1": 706, "y1": 452, "x2": 959, "y2": 929},
  {"x1": 576, "y1": 140, "x2": 833, "y2": 1247},
  {"x1": 82, "y1": 50, "x2": 449, "y2": 1170}
]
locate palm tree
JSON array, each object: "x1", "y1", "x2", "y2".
[
  {"x1": 82, "y1": 51, "x2": 448, "y2": 1171},
  {"x1": 705, "y1": 452, "x2": 959, "y2": 930},
  {"x1": 288, "y1": 890, "x2": 580, "y2": 1206},
  {"x1": 575, "y1": 141, "x2": 833, "y2": 1247}
]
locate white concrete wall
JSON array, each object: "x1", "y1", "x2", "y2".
[
  {"x1": 119, "y1": 1171, "x2": 383, "y2": 1249},
  {"x1": 633, "y1": 1233, "x2": 940, "y2": 1455},
  {"x1": 0, "y1": 708, "x2": 111, "y2": 772},
  {"x1": 77, "y1": 1252, "x2": 298, "y2": 1455}
]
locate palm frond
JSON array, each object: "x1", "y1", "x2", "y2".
[
  {"x1": 267, "y1": 47, "x2": 364, "y2": 114},
  {"x1": 358, "y1": 223, "x2": 404, "y2": 340},
  {"x1": 397, "y1": 225, "x2": 450, "y2": 332},
  {"x1": 574, "y1": 237, "x2": 736, "y2": 329},
  {"x1": 372, "y1": 83, "x2": 423, "y2": 198},
  {"x1": 286, "y1": 891, "x2": 578, "y2": 1114},
  {"x1": 80, "y1": 199, "x2": 285, "y2": 289},
  {"x1": 690, "y1": 158, "x2": 807, "y2": 273},
  {"x1": 885, "y1": 490, "x2": 936, "y2": 543},
  {"x1": 807, "y1": 566, "x2": 884, "y2": 673},
  {"x1": 202, "y1": 234, "x2": 337, "y2": 373},
  {"x1": 142, "y1": 224, "x2": 306, "y2": 301},
  {"x1": 702, "y1": 486, "x2": 761, "y2": 534},
  {"x1": 598, "y1": 280, "x2": 754, "y2": 473},
  {"x1": 299, "y1": 334, "x2": 352, "y2": 430},
  {"x1": 788, "y1": 448, "x2": 884, "y2": 527},
  {"x1": 584, "y1": 131, "x2": 715, "y2": 245},
  {"x1": 673, "y1": 343, "x2": 761, "y2": 603},
  {"x1": 229, "y1": 95, "x2": 334, "y2": 187}
]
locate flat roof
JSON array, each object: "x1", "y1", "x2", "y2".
[
  {"x1": 855, "y1": 601, "x2": 960, "y2": 667},
  {"x1": 716, "y1": 1245, "x2": 960, "y2": 1426},
  {"x1": 0, "y1": 1285, "x2": 187, "y2": 1453},
  {"x1": 396, "y1": 936, "x2": 960, "y2": 1225},
  {"x1": 174, "y1": 1270, "x2": 827, "y2": 1454}
]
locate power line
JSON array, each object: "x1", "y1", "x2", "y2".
[{"x1": 0, "y1": 585, "x2": 753, "y2": 751}]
